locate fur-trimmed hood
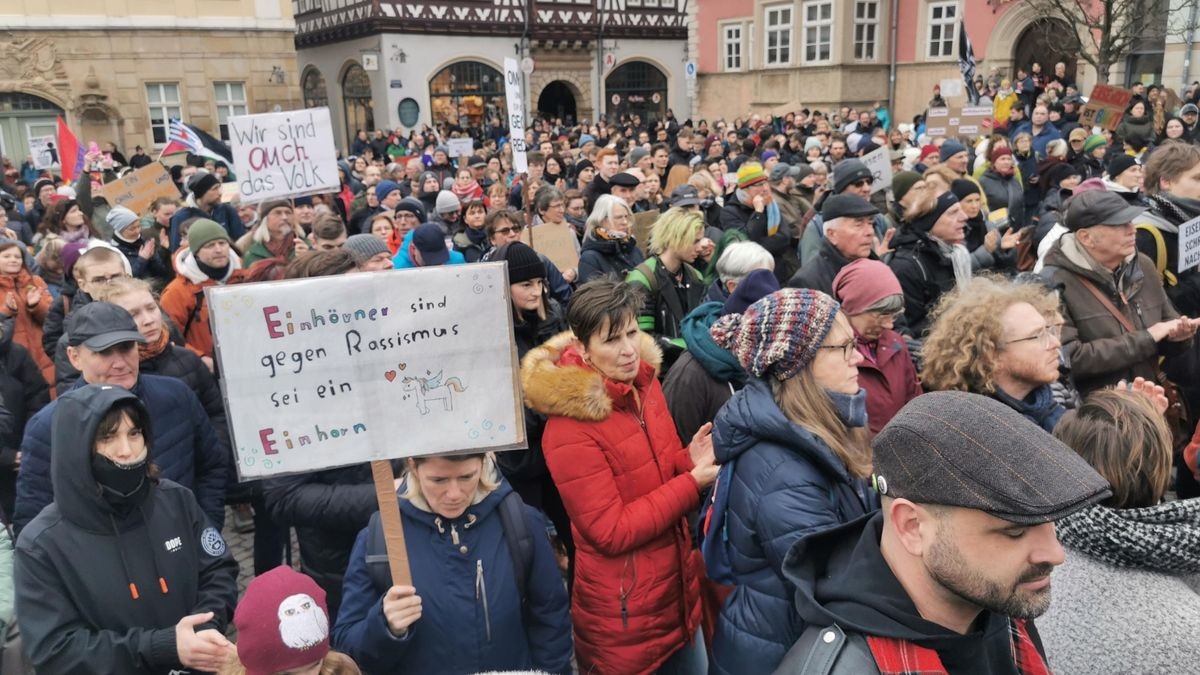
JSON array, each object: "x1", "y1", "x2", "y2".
[{"x1": 520, "y1": 330, "x2": 662, "y2": 422}]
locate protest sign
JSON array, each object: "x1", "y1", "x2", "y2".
[
  {"x1": 1080, "y1": 85, "x2": 1133, "y2": 131},
  {"x1": 954, "y1": 106, "x2": 994, "y2": 136},
  {"x1": 29, "y1": 135, "x2": 58, "y2": 170},
  {"x1": 632, "y1": 210, "x2": 659, "y2": 256},
  {"x1": 860, "y1": 146, "x2": 893, "y2": 194},
  {"x1": 926, "y1": 107, "x2": 950, "y2": 137},
  {"x1": 939, "y1": 79, "x2": 964, "y2": 99},
  {"x1": 447, "y1": 138, "x2": 474, "y2": 159},
  {"x1": 1178, "y1": 216, "x2": 1200, "y2": 274},
  {"x1": 228, "y1": 107, "x2": 339, "y2": 204},
  {"x1": 96, "y1": 163, "x2": 179, "y2": 214},
  {"x1": 504, "y1": 57, "x2": 528, "y2": 174},
  {"x1": 207, "y1": 263, "x2": 526, "y2": 480},
  {"x1": 522, "y1": 222, "x2": 579, "y2": 273}
]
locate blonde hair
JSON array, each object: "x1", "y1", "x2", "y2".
[
  {"x1": 921, "y1": 275, "x2": 1061, "y2": 395},
  {"x1": 1053, "y1": 389, "x2": 1172, "y2": 509},
  {"x1": 218, "y1": 651, "x2": 362, "y2": 675},
  {"x1": 688, "y1": 170, "x2": 720, "y2": 198},
  {"x1": 648, "y1": 207, "x2": 703, "y2": 256},
  {"x1": 400, "y1": 453, "x2": 500, "y2": 506},
  {"x1": 770, "y1": 367, "x2": 872, "y2": 479},
  {"x1": 91, "y1": 276, "x2": 157, "y2": 303}
]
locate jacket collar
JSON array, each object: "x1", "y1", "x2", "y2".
[{"x1": 521, "y1": 330, "x2": 662, "y2": 422}]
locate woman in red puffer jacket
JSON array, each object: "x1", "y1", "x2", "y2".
[{"x1": 521, "y1": 278, "x2": 718, "y2": 674}]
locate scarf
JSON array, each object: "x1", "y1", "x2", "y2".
[
  {"x1": 932, "y1": 236, "x2": 972, "y2": 290},
  {"x1": 1147, "y1": 192, "x2": 1200, "y2": 229},
  {"x1": 827, "y1": 388, "x2": 868, "y2": 429},
  {"x1": 592, "y1": 226, "x2": 630, "y2": 242},
  {"x1": 266, "y1": 231, "x2": 295, "y2": 259},
  {"x1": 195, "y1": 257, "x2": 230, "y2": 281},
  {"x1": 1057, "y1": 499, "x2": 1200, "y2": 574},
  {"x1": 867, "y1": 619, "x2": 1049, "y2": 675},
  {"x1": 736, "y1": 189, "x2": 782, "y2": 236},
  {"x1": 463, "y1": 226, "x2": 488, "y2": 246},
  {"x1": 991, "y1": 385, "x2": 1064, "y2": 433},
  {"x1": 138, "y1": 327, "x2": 170, "y2": 362},
  {"x1": 451, "y1": 179, "x2": 482, "y2": 203},
  {"x1": 680, "y1": 302, "x2": 745, "y2": 385}
]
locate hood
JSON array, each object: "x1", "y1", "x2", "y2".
[
  {"x1": 712, "y1": 378, "x2": 852, "y2": 483},
  {"x1": 51, "y1": 384, "x2": 150, "y2": 532},
  {"x1": 176, "y1": 247, "x2": 244, "y2": 284},
  {"x1": 680, "y1": 302, "x2": 745, "y2": 385},
  {"x1": 521, "y1": 330, "x2": 661, "y2": 422},
  {"x1": 784, "y1": 513, "x2": 1014, "y2": 648}
]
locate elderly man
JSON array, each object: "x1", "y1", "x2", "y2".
[
  {"x1": 776, "y1": 392, "x2": 1110, "y2": 674},
  {"x1": 721, "y1": 162, "x2": 796, "y2": 283},
  {"x1": 798, "y1": 159, "x2": 893, "y2": 266},
  {"x1": 609, "y1": 171, "x2": 641, "y2": 207},
  {"x1": 787, "y1": 194, "x2": 878, "y2": 294}
]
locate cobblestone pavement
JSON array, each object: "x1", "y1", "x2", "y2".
[{"x1": 220, "y1": 506, "x2": 301, "y2": 599}]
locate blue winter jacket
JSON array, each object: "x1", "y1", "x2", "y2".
[
  {"x1": 168, "y1": 202, "x2": 244, "y2": 250},
  {"x1": 391, "y1": 229, "x2": 467, "y2": 269},
  {"x1": 332, "y1": 479, "x2": 572, "y2": 675},
  {"x1": 13, "y1": 374, "x2": 228, "y2": 534},
  {"x1": 709, "y1": 378, "x2": 878, "y2": 675}
]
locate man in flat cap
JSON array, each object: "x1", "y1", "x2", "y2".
[
  {"x1": 787, "y1": 194, "x2": 879, "y2": 295},
  {"x1": 774, "y1": 391, "x2": 1110, "y2": 674}
]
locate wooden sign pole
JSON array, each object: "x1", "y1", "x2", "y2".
[{"x1": 371, "y1": 460, "x2": 412, "y2": 586}]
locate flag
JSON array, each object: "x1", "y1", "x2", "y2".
[
  {"x1": 159, "y1": 119, "x2": 233, "y2": 164},
  {"x1": 958, "y1": 19, "x2": 981, "y2": 105},
  {"x1": 56, "y1": 116, "x2": 84, "y2": 181}
]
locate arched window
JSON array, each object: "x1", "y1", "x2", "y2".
[
  {"x1": 302, "y1": 67, "x2": 328, "y2": 110},
  {"x1": 428, "y1": 61, "x2": 505, "y2": 127},
  {"x1": 605, "y1": 61, "x2": 668, "y2": 124},
  {"x1": 341, "y1": 63, "x2": 374, "y2": 149}
]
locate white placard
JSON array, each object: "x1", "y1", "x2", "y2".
[
  {"x1": 504, "y1": 57, "x2": 528, "y2": 174},
  {"x1": 861, "y1": 145, "x2": 893, "y2": 194},
  {"x1": 447, "y1": 138, "x2": 474, "y2": 158},
  {"x1": 208, "y1": 264, "x2": 526, "y2": 479},
  {"x1": 940, "y1": 78, "x2": 963, "y2": 98},
  {"x1": 1179, "y1": 216, "x2": 1200, "y2": 274},
  {"x1": 228, "y1": 107, "x2": 339, "y2": 204},
  {"x1": 28, "y1": 135, "x2": 58, "y2": 170}
]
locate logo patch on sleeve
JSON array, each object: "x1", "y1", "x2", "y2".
[{"x1": 200, "y1": 527, "x2": 227, "y2": 557}]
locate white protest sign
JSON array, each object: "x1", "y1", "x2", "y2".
[
  {"x1": 939, "y1": 78, "x2": 963, "y2": 98},
  {"x1": 207, "y1": 263, "x2": 526, "y2": 479},
  {"x1": 1179, "y1": 216, "x2": 1200, "y2": 274},
  {"x1": 861, "y1": 145, "x2": 893, "y2": 194},
  {"x1": 504, "y1": 57, "x2": 528, "y2": 174},
  {"x1": 29, "y1": 135, "x2": 58, "y2": 170},
  {"x1": 228, "y1": 107, "x2": 339, "y2": 204},
  {"x1": 447, "y1": 138, "x2": 474, "y2": 158}
]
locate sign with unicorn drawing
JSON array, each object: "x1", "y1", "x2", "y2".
[{"x1": 206, "y1": 262, "x2": 526, "y2": 479}]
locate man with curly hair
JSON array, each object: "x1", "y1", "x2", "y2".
[{"x1": 921, "y1": 276, "x2": 1068, "y2": 432}]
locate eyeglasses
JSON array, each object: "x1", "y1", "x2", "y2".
[
  {"x1": 1004, "y1": 323, "x2": 1064, "y2": 349},
  {"x1": 850, "y1": 178, "x2": 872, "y2": 188},
  {"x1": 817, "y1": 338, "x2": 858, "y2": 362},
  {"x1": 494, "y1": 224, "x2": 525, "y2": 236}
]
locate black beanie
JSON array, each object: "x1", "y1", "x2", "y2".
[
  {"x1": 496, "y1": 242, "x2": 546, "y2": 284},
  {"x1": 911, "y1": 192, "x2": 959, "y2": 233},
  {"x1": 950, "y1": 179, "x2": 981, "y2": 201},
  {"x1": 189, "y1": 172, "x2": 220, "y2": 200},
  {"x1": 1107, "y1": 154, "x2": 1138, "y2": 181}
]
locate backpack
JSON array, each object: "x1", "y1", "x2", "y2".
[
  {"x1": 366, "y1": 491, "x2": 534, "y2": 601},
  {"x1": 1136, "y1": 223, "x2": 1178, "y2": 287},
  {"x1": 696, "y1": 459, "x2": 737, "y2": 586}
]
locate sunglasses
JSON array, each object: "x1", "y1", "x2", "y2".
[{"x1": 494, "y1": 224, "x2": 525, "y2": 236}]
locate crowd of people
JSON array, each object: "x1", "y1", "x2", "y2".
[{"x1": 0, "y1": 68, "x2": 1198, "y2": 674}]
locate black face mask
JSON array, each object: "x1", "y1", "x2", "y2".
[{"x1": 92, "y1": 453, "x2": 148, "y2": 499}]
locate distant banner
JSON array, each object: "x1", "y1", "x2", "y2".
[
  {"x1": 96, "y1": 163, "x2": 180, "y2": 214},
  {"x1": 1080, "y1": 85, "x2": 1133, "y2": 131},
  {"x1": 229, "y1": 108, "x2": 339, "y2": 204}
]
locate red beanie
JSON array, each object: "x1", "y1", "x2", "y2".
[
  {"x1": 989, "y1": 145, "x2": 1013, "y2": 163},
  {"x1": 919, "y1": 144, "x2": 940, "y2": 163},
  {"x1": 235, "y1": 567, "x2": 331, "y2": 675},
  {"x1": 832, "y1": 258, "x2": 903, "y2": 316}
]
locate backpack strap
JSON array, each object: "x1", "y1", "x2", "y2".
[
  {"x1": 364, "y1": 514, "x2": 392, "y2": 591},
  {"x1": 498, "y1": 491, "x2": 533, "y2": 604},
  {"x1": 1136, "y1": 223, "x2": 1177, "y2": 286},
  {"x1": 182, "y1": 290, "x2": 206, "y2": 340}
]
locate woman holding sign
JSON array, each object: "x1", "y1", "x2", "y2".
[{"x1": 522, "y1": 278, "x2": 718, "y2": 674}]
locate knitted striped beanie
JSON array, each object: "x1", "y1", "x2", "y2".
[
  {"x1": 736, "y1": 162, "x2": 768, "y2": 189},
  {"x1": 1083, "y1": 134, "x2": 1107, "y2": 154},
  {"x1": 710, "y1": 289, "x2": 841, "y2": 380}
]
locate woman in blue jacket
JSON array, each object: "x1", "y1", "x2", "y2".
[
  {"x1": 707, "y1": 289, "x2": 879, "y2": 675},
  {"x1": 332, "y1": 452, "x2": 572, "y2": 674}
]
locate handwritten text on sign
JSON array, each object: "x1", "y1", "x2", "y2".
[
  {"x1": 207, "y1": 264, "x2": 525, "y2": 479},
  {"x1": 1179, "y1": 216, "x2": 1200, "y2": 274},
  {"x1": 504, "y1": 57, "x2": 528, "y2": 174},
  {"x1": 229, "y1": 108, "x2": 339, "y2": 204}
]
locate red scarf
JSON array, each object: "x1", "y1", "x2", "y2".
[
  {"x1": 866, "y1": 619, "x2": 1049, "y2": 675},
  {"x1": 138, "y1": 327, "x2": 170, "y2": 362}
]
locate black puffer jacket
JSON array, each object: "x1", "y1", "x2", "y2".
[
  {"x1": 577, "y1": 235, "x2": 645, "y2": 283},
  {"x1": 42, "y1": 282, "x2": 91, "y2": 360},
  {"x1": 0, "y1": 316, "x2": 50, "y2": 517},
  {"x1": 887, "y1": 230, "x2": 958, "y2": 338}
]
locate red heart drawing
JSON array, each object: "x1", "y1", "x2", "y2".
[{"x1": 384, "y1": 370, "x2": 397, "y2": 382}]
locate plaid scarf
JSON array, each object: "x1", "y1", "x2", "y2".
[{"x1": 865, "y1": 619, "x2": 1049, "y2": 675}]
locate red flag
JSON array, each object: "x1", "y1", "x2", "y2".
[{"x1": 56, "y1": 116, "x2": 85, "y2": 181}]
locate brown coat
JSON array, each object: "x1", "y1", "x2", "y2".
[
  {"x1": 1042, "y1": 234, "x2": 1189, "y2": 396},
  {"x1": 0, "y1": 270, "x2": 53, "y2": 387}
]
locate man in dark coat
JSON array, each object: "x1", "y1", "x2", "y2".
[
  {"x1": 168, "y1": 172, "x2": 243, "y2": 249},
  {"x1": 787, "y1": 194, "x2": 879, "y2": 295},
  {"x1": 720, "y1": 162, "x2": 795, "y2": 284}
]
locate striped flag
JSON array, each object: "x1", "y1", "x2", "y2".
[
  {"x1": 159, "y1": 119, "x2": 233, "y2": 164},
  {"x1": 958, "y1": 19, "x2": 981, "y2": 105},
  {"x1": 56, "y1": 116, "x2": 85, "y2": 181}
]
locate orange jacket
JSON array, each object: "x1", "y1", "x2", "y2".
[
  {"x1": 0, "y1": 270, "x2": 53, "y2": 386},
  {"x1": 160, "y1": 249, "x2": 244, "y2": 359}
]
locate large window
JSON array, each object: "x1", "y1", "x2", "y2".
[
  {"x1": 302, "y1": 67, "x2": 328, "y2": 109},
  {"x1": 854, "y1": 1, "x2": 879, "y2": 61},
  {"x1": 605, "y1": 60, "x2": 668, "y2": 123},
  {"x1": 803, "y1": 1, "x2": 833, "y2": 63},
  {"x1": 429, "y1": 61, "x2": 505, "y2": 126},
  {"x1": 342, "y1": 63, "x2": 375, "y2": 149},
  {"x1": 723, "y1": 24, "x2": 743, "y2": 71},
  {"x1": 928, "y1": 2, "x2": 958, "y2": 59},
  {"x1": 764, "y1": 5, "x2": 792, "y2": 66},
  {"x1": 213, "y1": 82, "x2": 247, "y2": 141},
  {"x1": 145, "y1": 83, "x2": 181, "y2": 146}
]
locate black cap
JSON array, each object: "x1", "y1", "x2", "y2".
[
  {"x1": 872, "y1": 392, "x2": 1111, "y2": 525},
  {"x1": 610, "y1": 172, "x2": 641, "y2": 188},
  {"x1": 669, "y1": 185, "x2": 702, "y2": 207},
  {"x1": 66, "y1": 302, "x2": 148, "y2": 351},
  {"x1": 833, "y1": 159, "x2": 874, "y2": 194},
  {"x1": 821, "y1": 193, "x2": 878, "y2": 221},
  {"x1": 1064, "y1": 190, "x2": 1147, "y2": 232},
  {"x1": 467, "y1": 155, "x2": 488, "y2": 168},
  {"x1": 411, "y1": 223, "x2": 449, "y2": 265}
]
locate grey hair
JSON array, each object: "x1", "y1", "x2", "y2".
[
  {"x1": 534, "y1": 186, "x2": 564, "y2": 215},
  {"x1": 863, "y1": 294, "x2": 904, "y2": 314},
  {"x1": 584, "y1": 194, "x2": 632, "y2": 240},
  {"x1": 716, "y1": 240, "x2": 775, "y2": 285}
]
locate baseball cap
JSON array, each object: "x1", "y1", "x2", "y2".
[
  {"x1": 669, "y1": 185, "x2": 702, "y2": 208},
  {"x1": 769, "y1": 163, "x2": 793, "y2": 183},
  {"x1": 66, "y1": 302, "x2": 147, "y2": 351},
  {"x1": 1063, "y1": 190, "x2": 1147, "y2": 232},
  {"x1": 873, "y1": 392, "x2": 1111, "y2": 525},
  {"x1": 411, "y1": 223, "x2": 450, "y2": 266}
]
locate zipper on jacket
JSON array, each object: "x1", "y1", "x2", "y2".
[
  {"x1": 619, "y1": 554, "x2": 637, "y2": 629},
  {"x1": 475, "y1": 559, "x2": 492, "y2": 641}
]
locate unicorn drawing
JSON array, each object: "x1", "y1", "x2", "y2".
[{"x1": 401, "y1": 371, "x2": 467, "y2": 414}]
